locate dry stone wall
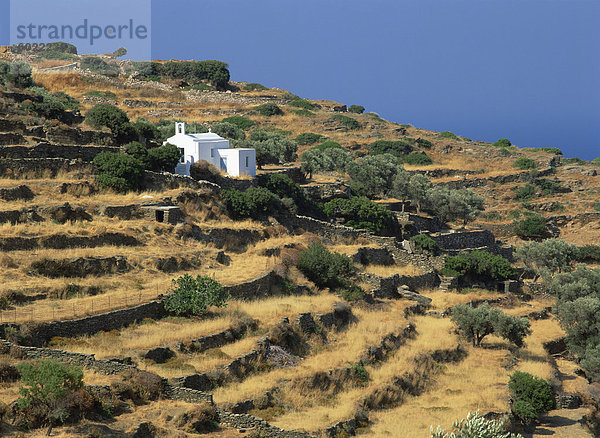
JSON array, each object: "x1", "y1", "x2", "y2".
[{"x1": 0, "y1": 158, "x2": 93, "y2": 178}]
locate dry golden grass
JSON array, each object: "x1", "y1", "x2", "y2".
[
  {"x1": 362, "y1": 263, "x2": 425, "y2": 277},
  {"x1": 271, "y1": 316, "x2": 459, "y2": 431},
  {"x1": 425, "y1": 289, "x2": 504, "y2": 311}
]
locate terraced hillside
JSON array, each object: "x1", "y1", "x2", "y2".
[{"x1": 0, "y1": 52, "x2": 598, "y2": 437}]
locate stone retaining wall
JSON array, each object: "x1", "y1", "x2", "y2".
[
  {"x1": 1, "y1": 301, "x2": 167, "y2": 346},
  {"x1": 0, "y1": 232, "x2": 140, "y2": 252},
  {"x1": 0, "y1": 158, "x2": 93, "y2": 179},
  {"x1": 434, "y1": 168, "x2": 554, "y2": 189},
  {"x1": 0, "y1": 144, "x2": 119, "y2": 161},
  {"x1": 430, "y1": 229, "x2": 495, "y2": 250}
]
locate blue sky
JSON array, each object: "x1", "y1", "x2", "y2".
[{"x1": 1, "y1": 0, "x2": 598, "y2": 159}]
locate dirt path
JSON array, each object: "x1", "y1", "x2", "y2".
[{"x1": 523, "y1": 408, "x2": 592, "y2": 437}]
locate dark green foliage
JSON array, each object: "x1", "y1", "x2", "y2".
[
  {"x1": 221, "y1": 116, "x2": 256, "y2": 130},
  {"x1": 593, "y1": 157, "x2": 600, "y2": 163},
  {"x1": 562, "y1": 157, "x2": 587, "y2": 166},
  {"x1": 112, "y1": 47, "x2": 127, "y2": 58},
  {"x1": 409, "y1": 234, "x2": 439, "y2": 254},
  {"x1": 324, "y1": 196, "x2": 395, "y2": 233},
  {"x1": 499, "y1": 148, "x2": 513, "y2": 156},
  {"x1": 493, "y1": 138, "x2": 512, "y2": 148},
  {"x1": 80, "y1": 57, "x2": 119, "y2": 76},
  {"x1": 301, "y1": 147, "x2": 352, "y2": 178},
  {"x1": 330, "y1": 114, "x2": 360, "y2": 130},
  {"x1": 347, "y1": 154, "x2": 399, "y2": 198},
  {"x1": 288, "y1": 98, "x2": 317, "y2": 110},
  {"x1": 576, "y1": 245, "x2": 600, "y2": 263},
  {"x1": 439, "y1": 131, "x2": 459, "y2": 140},
  {"x1": 513, "y1": 157, "x2": 538, "y2": 170},
  {"x1": 17, "y1": 360, "x2": 84, "y2": 409},
  {"x1": 415, "y1": 138, "x2": 433, "y2": 149},
  {"x1": 164, "y1": 274, "x2": 228, "y2": 316},
  {"x1": 403, "y1": 152, "x2": 433, "y2": 166},
  {"x1": 340, "y1": 284, "x2": 366, "y2": 302},
  {"x1": 524, "y1": 147, "x2": 562, "y2": 155},
  {"x1": 86, "y1": 104, "x2": 136, "y2": 144},
  {"x1": 258, "y1": 174, "x2": 310, "y2": 210},
  {"x1": 93, "y1": 152, "x2": 145, "y2": 192},
  {"x1": 131, "y1": 118, "x2": 160, "y2": 144},
  {"x1": 348, "y1": 105, "x2": 365, "y2": 114},
  {"x1": 514, "y1": 214, "x2": 547, "y2": 240},
  {"x1": 291, "y1": 109, "x2": 315, "y2": 117},
  {"x1": 426, "y1": 186, "x2": 484, "y2": 225},
  {"x1": 237, "y1": 130, "x2": 297, "y2": 166},
  {"x1": 442, "y1": 251, "x2": 517, "y2": 282},
  {"x1": 211, "y1": 121, "x2": 244, "y2": 140},
  {"x1": 25, "y1": 87, "x2": 79, "y2": 121},
  {"x1": 451, "y1": 303, "x2": 531, "y2": 347},
  {"x1": 0, "y1": 61, "x2": 33, "y2": 88},
  {"x1": 369, "y1": 139, "x2": 413, "y2": 157},
  {"x1": 155, "y1": 119, "x2": 207, "y2": 142},
  {"x1": 146, "y1": 60, "x2": 230, "y2": 89},
  {"x1": 514, "y1": 184, "x2": 537, "y2": 201},
  {"x1": 84, "y1": 90, "x2": 117, "y2": 100},
  {"x1": 295, "y1": 133, "x2": 325, "y2": 145},
  {"x1": 222, "y1": 187, "x2": 282, "y2": 219},
  {"x1": 124, "y1": 141, "x2": 150, "y2": 168},
  {"x1": 147, "y1": 143, "x2": 181, "y2": 172},
  {"x1": 243, "y1": 82, "x2": 268, "y2": 91},
  {"x1": 313, "y1": 140, "x2": 342, "y2": 151},
  {"x1": 534, "y1": 178, "x2": 563, "y2": 196},
  {"x1": 508, "y1": 371, "x2": 555, "y2": 424},
  {"x1": 44, "y1": 42, "x2": 78, "y2": 54},
  {"x1": 254, "y1": 103, "x2": 284, "y2": 116},
  {"x1": 297, "y1": 243, "x2": 355, "y2": 289}
]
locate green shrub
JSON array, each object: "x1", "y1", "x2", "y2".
[
  {"x1": 593, "y1": 157, "x2": 600, "y2": 163},
  {"x1": 492, "y1": 138, "x2": 512, "y2": 148},
  {"x1": 243, "y1": 82, "x2": 268, "y2": 91},
  {"x1": 369, "y1": 139, "x2": 413, "y2": 157},
  {"x1": 514, "y1": 184, "x2": 537, "y2": 201},
  {"x1": 416, "y1": 138, "x2": 433, "y2": 149},
  {"x1": 348, "y1": 105, "x2": 365, "y2": 114},
  {"x1": 524, "y1": 147, "x2": 562, "y2": 155},
  {"x1": 222, "y1": 187, "x2": 281, "y2": 219},
  {"x1": 288, "y1": 98, "x2": 317, "y2": 110},
  {"x1": 254, "y1": 103, "x2": 283, "y2": 116},
  {"x1": 347, "y1": 154, "x2": 400, "y2": 198},
  {"x1": 17, "y1": 360, "x2": 84, "y2": 409},
  {"x1": 295, "y1": 133, "x2": 324, "y2": 145},
  {"x1": 340, "y1": 284, "x2": 366, "y2": 302},
  {"x1": 324, "y1": 196, "x2": 395, "y2": 233},
  {"x1": 258, "y1": 173, "x2": 310, "y2": 210},
  {"x1": 93, "y1": 152, "x2": 145, "y2": 192},
  {"x1": 576, "y1": 245, "x2": 600, "y2": 263},
  {"x1": 236, "y1": 130, "x2": 297, "y2": 167},
  {"x1": 301, "y1": 147, "x2": 352, "y2": 178},
  {"x1": 0, "y1": 62, "x2": 34, "y2": 88},
  {"x1": 403, "y1": 152, "x2": 433, "y2": 166},
  {"x1": 330, "y1": 114, "x2": 360, "y2": 130},
  {"x1": 290, "y1": 109, "x2": 315, "y2": 117},
  {"x1": 221, "y1": 116, "x2": 256, "y2": 130},
  {"x1": 313, "y1": 140, "x2": 342, "y2": 151},
  {"x1": 439, "y1": 131, "x2": 458, "y2": 140},
  {"x1": 124, "y1": 141, "x2": 150, "y2": 168},
  {"x1": 147, "y1": 143, "x2": 180, "y2": 172},
  {"x1": 112, "y1": 47, "x2": 127, "y2": 58},
  {"x1": 514, "y1": 214, "x2": 547, "y2": 240},
  {"x1": 297, "y1": 243, "x2": 355, "y2": 289},
  {"x1": 84, "y1": 90, "x2": 117, "y2": 100},
  {"x1": 44, "y1": 42, "x2": 78, "y2": 54},
  {"x1": 145, "y1": 60, "x2": 230, "y2": 89},
  {"x1": 562, "y1": 157, "x2": 587, "y2": 166},
  {"x1": 442, "y1": 251, "x2": 517, "y2": 282},
  {"x1": 409, "y1": 234, "x2": 438, "y2": 254},
  {"x1": 513, "y1": 158, "x2": 537, "y2": 170},
  {"x1": 24, "y1": 88, "x2": 79, "y2": 121},
  {"x1": 80, "y1": 57, "x2": 119, "y2": 76},
  {"x1": 164, "y1": 274, "x2": 228, "y2": 316},
  {"x1": 86, "y1": 104, "x2": 136, "y2": 144},
  {"x1": 499, "y1": 148, "x2": 512, "y2": 156},
  {"x1": 534, "y1": 178, "x2": 562, "y2": 195},
  {"x1": 508, "y1": 371, "x2": 555, "y2": 425}
]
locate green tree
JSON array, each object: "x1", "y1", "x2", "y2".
[
  {"x1": 508, "y1": 371, "x2": 555, "y2": 427},
  {"x1": 408, "y1": 174, "x2": 432, "y2": 213},
  {"x1": 124, "y1": 141, "x2": 150, "y2": 168},
  {"x1": 148, "y1": 143, "x2": 181, "y2": 172},
  {"x1": 295, "y1": 133, "x2": 324, "y2": 146},
  {"x1": 237, "y1": 130, "x2": 297, "y2": 167},
  {"x1": 301, "y1": 146, "x2": 352, "y2": 178},
  {"x1": 324, "y1": 196, "x2": 395, "y2": 233},
  {"x1": 1, "y1": 62, "x2": 34, "y2": 88},
  {"x1": 112, "y1": 47, "x2": 127, "y2": 58},
  {"x1": 514, "y1": 239, "x2": 577, "y2": 280},
  {"x1": 442, "y1": 251, "x2": 517, "y2": 283},
  {"x1": 222, "y1": 187, "x2": 282, "y2": 219},
  {"x1": 493, "y1": 139, "x2": 512, "y2": 148},
  {"x1": 211, "y1": 121, "x2": 244, "y2": 140},
  {"x1": 289, "y1": 98, "x2": 317, "y2": 110},
  {"x1": 348, "y1": 105, "x2": 365, "y2": 114},
  {"x1": 86, "y1": 104, "x2": 136, "y2": 144},
  {"x1": 330, "y1": 114, "x2": 360, "y2": 130},
  {"x1": 369, "y1": 139, "x2": 413, "y2": 158},
  {"x1": 409, "y1": 234, "x2": 439, "y2": 254},
  {"x1": 131, "y1": 118, "x2": 160, "y2": 145},
  {"x1": 347, "y1": 154, "x2": 399, "y2": 198},
  {"x1": 427, "y1": 186, "x2": 484, "y2": 225},
  {"x1": 164, "y1": 274, "x2": 228, "y2": 316},
  {"x1": 403, "y1": 151, "x2": 433, "y2": 165}
]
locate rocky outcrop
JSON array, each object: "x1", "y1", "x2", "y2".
[
  {"x1": 0, "y1": 158, "x2": 93, "y2": 179},
  {"x1": 0, "y1": 184, "x2": 34, "y2": 201},
  {"x1": 0, "y1": 232, "x2": 141, "y2": 252},
  {"x1": 0, "y1": 143, "x2": 118, "y2": 160}
]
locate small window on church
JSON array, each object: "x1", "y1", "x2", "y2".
[
  {"x1": 245, "y1": 156, "x2": 249, "y2": 167},
  {"x1": 178, "y1": 148, "x2": 185, "y2": 164},
  {"x1": 211, "y1": 149, "x2": 215, "y2": 158}
]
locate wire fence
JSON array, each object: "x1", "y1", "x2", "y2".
[{"x1": 0, "y1": 288, "x2": 161, "y2": 325}]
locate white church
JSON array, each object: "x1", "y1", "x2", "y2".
[{"x1": 166, "y1": 122, "x2": 256, "y2": 177}]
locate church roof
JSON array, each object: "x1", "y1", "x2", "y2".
[{"x1": 187, "y1": 132, "x2": 225, "y2": 141}]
